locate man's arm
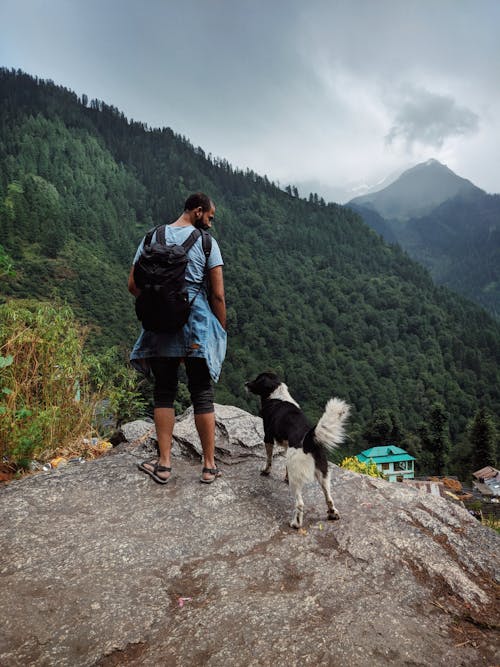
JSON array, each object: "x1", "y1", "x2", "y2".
[
  {"x1": 128, "y1": 266, "x2": 141, "y2": 297},
  {"x1": 208, "y1": 265, "x2": 226, "y2": 330}
]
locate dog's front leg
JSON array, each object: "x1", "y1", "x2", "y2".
[
  {"x1": 289, "y1": 481, "x2": 304, "y2": 528},
  {"x1": 261, "y1": 442, "x2": 274, "y2": 476}
]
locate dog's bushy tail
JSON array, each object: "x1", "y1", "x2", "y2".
[{"x1": 314, "y1": 398, "x2": 350, "y2": 451}]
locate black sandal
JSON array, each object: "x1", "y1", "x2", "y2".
[
  {"x1": 200, "y1": 467, "x2": 222, "y2": 484},
  {"x1": 138, "y1": 459, "x2": 172, "y2": 484}
]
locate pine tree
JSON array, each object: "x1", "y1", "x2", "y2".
[
  {"x1": 363, "y1": 409, "x2": 402, "y2": 446},
  {"x1": 422, "y1": 403, "x2": 451, "y2": 476},
  {"x1": 469, "y1": 407, "x2": 497, "y2": 472}
]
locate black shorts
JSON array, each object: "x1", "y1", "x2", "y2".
[{"x1": 149, "y1": 357, "x2": 214, "y2": 414}]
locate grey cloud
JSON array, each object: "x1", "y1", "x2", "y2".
[
  {"x1": 1, "y1": 0, "x2": 498, "y2": 194},
  {"x1": 386, "y1": 88, "x2": 479, "y2": 150}
]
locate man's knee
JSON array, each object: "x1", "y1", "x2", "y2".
[
  {"x1": 192, "y1": 387, "x2": 214, "y2": 414},
  {"x1": 150, "y1": 358, "x2": 179, "y2": 408},
  {"x1": 186, "y1": 358, "x2": 214, "y2": 414}
]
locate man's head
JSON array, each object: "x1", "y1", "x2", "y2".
[{"x1": 184, "y1": 192, "x2": 215, "y2": 230}]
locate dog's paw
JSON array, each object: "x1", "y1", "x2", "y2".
[
  {"x1": 327, "y1": 510, "x2": 340, "y2": 521},
  {"x1": 290, "y1": 511, "x2": 303, "y2": 529},
  {"x1": 260, "y1": 469, "x2": 271, "y2": 476}
]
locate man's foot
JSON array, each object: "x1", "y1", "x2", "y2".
[
  {"x1": 200, "y1": 466, "x2": 222, "y2": 484},
  {"x1": 138, "y1": 459, "x2": 172, "y2": 484}
]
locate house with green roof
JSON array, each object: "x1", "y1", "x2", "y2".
[{"x1": 356, "y1": 446, "x2": 416, "y2": 482}]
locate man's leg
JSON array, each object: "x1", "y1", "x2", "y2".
[
  {"x1": 186, "y1": 358, "x2": 218, "y2": 482},
  {"x1": 141, "y1": 358, "x2": 180, "y2": 482},
  {"x1": 153, "y1": 406, "x2": 175, "y2": 479},
  {"x1": 195, "y1": 411, "x2": 217, "y2": 479}
]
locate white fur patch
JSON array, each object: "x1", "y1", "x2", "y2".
[
  {"x1": 268, "y1": 383, "x2": 300, "y2": 407},
  {"x1": 314, "y1": 398, "x2": 350, "y2": 451},
  {"x1": 286, "y1": 448, "x2": 315, "y2": 486}
]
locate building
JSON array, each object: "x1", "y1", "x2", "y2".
[
  {"x1": 356, "y1": 445, "x2": 416, "y2": 482},
  {"x1": 472, "y1": 466, "x2": 500, "y2": 498}
]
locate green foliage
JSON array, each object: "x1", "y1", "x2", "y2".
[
  {"x1": 0, "y1": 299, "x2": 95, "y2": 465},
  {"x1": 340, "y1": 456, "x2": 385, "y2": 479},
  {"x1": 173, "y1": 381, "x2": 191, "y2": 415},
  {"x1": 355, "y1": 192, "x2": 500, "y2": 319},
  {"x1": 0, "y1": 244, "x2": 15, "y2": 278},
  {"x1": 420, "y1": 403, "x2": 451, "y2": 476},
  {"x1": 362, "y1": 409, "x2": 402, "y2": 446},
  {"x1": 86, "y1": 347, "x2": 147, "y2": 429},
  {"x1": 469, "y1": 407, "x2": 497, "y2": 471}
]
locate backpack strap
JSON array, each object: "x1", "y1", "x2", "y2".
[
  {"x1": 200, "y1": 230, "x2": 213, "y2": 296},
  {"x1": 182, "y1": 229, "x2": 212, "y2": 273},
  {"x1": 156, "y1": 224, "x2": 166, "y2": 245},
  {"x1": 181, "y1": 228, "x2": 202, "y2": 252},
  {"x1": 200, "y1": 230, "x2": 212, "y2": 261},
  {"x1": 145, "y1": 227, "x2": 212, "y2": 261},
  {"x1": 186, "y1": 229, "x2": 213, "y2": 305},
  {"x1": 144, "y1": 224, "x2": 164, "y2": 246}
]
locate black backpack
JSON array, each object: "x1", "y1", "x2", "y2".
[{"x1": 133, "y1": 225, "x2": 212, "y2": 333}]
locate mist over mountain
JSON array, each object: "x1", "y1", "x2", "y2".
[
  {"x1": 293, "y1": 167, "x2": 405, "y2": 206},
  {"x1": 1, "y1": 68, "x2": 499, "y2": 477},
  {"x1": 348, "y1": 159, "x2": 484, "y2": 221}
]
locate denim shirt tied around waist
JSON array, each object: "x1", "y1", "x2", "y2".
[{"x1": 130, "y1": 282, "x2": 227, "y2": 382}]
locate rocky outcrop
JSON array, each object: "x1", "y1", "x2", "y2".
[{"x1": 0, "y1": 404, "x2": 498, "y2": 666}]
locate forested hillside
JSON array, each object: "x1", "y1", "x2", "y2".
[
  {"x1": 395, "y1": 192, "x2": 500, "y2": 318},
  {"x1": 351, "y1": 193, "x2": 500, "y2": 319},
  {"x1": 1, "y1": 69, "x2": 499, "y2": 476}
]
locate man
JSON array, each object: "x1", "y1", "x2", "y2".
[{"x1": 128, "y1": 192, "x2": 226, "y2": 484}]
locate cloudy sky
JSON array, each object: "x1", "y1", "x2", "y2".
[{"x1": 1, "y1": 0, "x2": 498, "y2": 202}]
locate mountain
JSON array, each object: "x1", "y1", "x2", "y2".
[
  {"x1": 347, "y1": 161, "x2": 500, "y2": 318},
  {"x1": 348, "y1": 159, "x2": 484, "y2": 221},
  {"x1": 1, "y1": 68, "x2": 499, "y2": 476}
]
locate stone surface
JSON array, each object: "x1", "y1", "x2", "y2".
[
  {"x1": 118, "y1": 419, "x2": 156, "y2": 445},
  {"x1": 0, "y1": 406, "x2": 499, "y2": 666}
]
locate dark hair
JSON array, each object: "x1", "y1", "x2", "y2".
[{"x1": 184, "y1": 192, "x2": 212, "y2": 212}]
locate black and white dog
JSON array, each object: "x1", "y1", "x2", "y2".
[{"x1": 246, "y1": 372, "x2": 350, "y2": 529}]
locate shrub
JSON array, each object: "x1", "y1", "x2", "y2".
[
  {"x1": 0, "y1": 299, "x2": 95, "y2": 466},
  {"x1": 340, "y1": 456, "x2": 385, "y2": 478},
  {"x1": 86, "y1": 346, "x2": 147, "y2": 429},
  {"x1": 0, "y1": 243, "x2": 15, "y2": 278}
]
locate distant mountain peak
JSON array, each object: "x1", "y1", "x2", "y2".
[{"x1": 348, "y1": 160, "x2": 483, "y2": 221}]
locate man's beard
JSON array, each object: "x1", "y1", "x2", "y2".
[{"x1": 195, "y1": 218, "x2": 210, "y2": 230}]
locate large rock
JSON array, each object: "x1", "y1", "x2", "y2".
[
  {"x1": 115, "y1": 404, "x2": 265, "y2": 463},
  {"x1": 0, "y1": 406, "x2": 498, "y2": 666}
]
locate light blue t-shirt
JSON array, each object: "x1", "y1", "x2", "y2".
[{"x1": 133, "y1": 225, "x2": 223, "y2": 282}]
